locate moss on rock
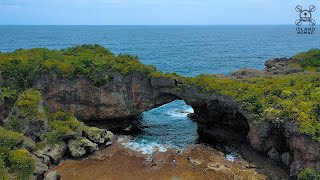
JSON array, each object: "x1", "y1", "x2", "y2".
[
  {"x1": 8, "y1": 149, "x2": 34, "y2": 180},
  {"x1": 3, "y1": 89, "x2": 48, "y2": 142}
]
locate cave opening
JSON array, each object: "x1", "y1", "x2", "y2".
[{"x1": 121, "y1": 100, "x2": 198, "y2": 154}]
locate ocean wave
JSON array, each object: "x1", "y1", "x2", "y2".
[
  {"x1": 118, "y1": 136, "x2": 179, "y2": 154},
  {"x1": 165, "y1": 106, "x2": 194, "y2": 118}
]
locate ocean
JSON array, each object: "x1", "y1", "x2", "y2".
[{"x1": 1, "y1": 25, "x2": 319, "y2": 153}]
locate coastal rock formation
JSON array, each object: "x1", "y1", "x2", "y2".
[
  {"x1": 36, "y1": 72, "x2": 177, "y2": 125},
  {"x1": 0, "y1": 45, "x2": 319, "y2": 179},
  {"x1": 34, "y1": 58, "x2": 320, "y2": 177},
  {"x1": 3, "y1": 90, "x2": 48, "y2": 142},
  {"x1": 264, "y1": 58, "x2": 301, "y2": 75}
]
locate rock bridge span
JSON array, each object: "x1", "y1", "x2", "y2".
[
  {"x1": 36, "y1": 71, "x2": 320, "y2": 176},
  {"x1": 37, "y1": 71, "x2": 249, "y2": 144}
]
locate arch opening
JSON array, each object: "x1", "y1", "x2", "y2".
[{"x1": 120, "y1": 100, "x2": 198, "y2": 154}]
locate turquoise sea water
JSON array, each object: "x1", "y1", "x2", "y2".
[{"x1": 1, "y1": 25, "x2": 319, "y2": 153}]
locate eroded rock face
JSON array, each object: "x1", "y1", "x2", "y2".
[
  {"x1": 35, "y1": 143, "x2": 67, "y2": 165},
  {"x1": 285, "y1": 123, "x2": 320, "y2": 176},
  {"x1": 67, "y1": 138, "x2": 98, "y2": 157},
  {"x1": 36, "y1": 72, "x2": 178, "y2": 123},
  {"x1": 34, "y1": 63, "x2": 320, "y2": 176},
  {"x1": 3, "y1": 94, "x2": 48, "y2": 142}
]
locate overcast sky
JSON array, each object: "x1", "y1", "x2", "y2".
[{"x1": 0, "y1": 0, "x2": 319, "y2": 25}]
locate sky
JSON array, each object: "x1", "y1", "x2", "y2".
[{"x1": 0, "y1": 0, "x2": 320, "y2": 25}]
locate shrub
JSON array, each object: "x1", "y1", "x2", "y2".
[
  {"x1": 16, "y1": 89, "x2": 42, "y2": 117},
  {"x1": 0, "y1": 44, "x2": 162, "y2": 92},
  {"x1": 298, "y1": 168, "x2": 320, "y2": 180},
  {"x1": 0, "y1": 129, "x2": 24, "y2": 156},
  {"x1": 293, "y1": 49, "x2": 320, "y2": 70},
  {"x1": 45, "y1": 112, "x2": 82, "y2": 144},
  {"x1": 0, "y1": 158, "x2": 9, "y2": 180},
  {"x1": 8, "y1": 149, "x2": 34, "y2": 180}
]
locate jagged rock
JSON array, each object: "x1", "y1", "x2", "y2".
[
  {"x1": 3, "y1": 90, "x2": 48, "y2": 142},
  {"x1": 32, "y1": 155, "x2": 49, "y2": 179},
  {"x1": 264, "y1": 58, "x2": 301, "y2": 75},
  {"x1": 35, "y1": 143, "x2": 67, "y2": 165},
  {"x1": 290, "y1": 162, "x2": 300, "y2": 177},
  {"x1": 68, "y1": 138, "x2": 98, "y2": 157},
  {"x1": 281, "y1": 152, "x2": 291, "y2": 167},
  {"x1": 21, "y1": 137, "x2": 36, "y2": 152},
  {"x1": 187, "y1": 113, "x2": 196, "y2": 119},
  {"x1": 36, "y1": 72, "x2": 178, "y2": 127},
  {"x1": 44, "y1": 171, "x2": 61, "y2": 180},
  {"x1": 83, "y1": 126, "x2": 114, "y2": 144},
  {"x1": 35, "y1": 60, "x2": 320, "y2": 174},
  {"x1": 268, "y1": 147, "x2": 280, "y2": 161},
  {"x1": 230, "y1": 68, "x2": 264, "y2": 79}
]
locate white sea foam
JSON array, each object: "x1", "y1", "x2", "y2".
[
  {"x1": 165, "y1": 106, "x2": 194, "y2": 118},
  {"x1": 118, "y1": 136, "x2": 176, "y2": 154}
]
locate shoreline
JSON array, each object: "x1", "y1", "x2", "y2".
[{"x1": 50, "y1": 136, "x2": 288, "y2": 180}]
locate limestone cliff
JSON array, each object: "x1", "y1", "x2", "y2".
[
  {"x1": 33, "y1": 59, "x2": 320, "y2": 177},
  {"x1": 0, "y1": 45, "x2": 319, "y2": 178}
]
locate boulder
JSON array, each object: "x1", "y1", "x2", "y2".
[
  {"x1": 32, "y1": 155, "x2": 49, "y2": 179},
  {"x1": 280, "y1": 152, "x2": 291, "y2": 167},
  {"x1": 35, "y1": 143, "x2": 67, "y2": 165},
  {"x1": 83, "y1": 126, "x2": 114, "y2": 144},
  {"x1": 68, "y1": 138, "x2": 98, "y2": 158},
  {"x1": 44, "y1": 171, "x2": 61, "y2": 180},
  {"x1": 21, "y1": 137, "x2": 36, "y2": 152},
  {"x1": 268, "y1": 147, "x2": 280, "y2": 161}
]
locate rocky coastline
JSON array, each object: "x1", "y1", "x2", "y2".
[{"x1": 0, "y1": 45, "x2": 320, "y2": 179}]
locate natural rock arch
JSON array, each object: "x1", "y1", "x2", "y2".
[{"x1": 36, "y1": 71, "x2": 250, "y2": 145}]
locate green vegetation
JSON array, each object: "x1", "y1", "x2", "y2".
[
  {"x1": 0, "y1": 158, "x2": 9, "y2": 180},
  {"x1": 8, "y1": 149, "x2": 34, "y2": 180},
  {"x1": 1, "y1": 45, "x2": 320, "y2": 178},
  {"x1": 183, "y1": 49, "x2": 320, "y2": 141},
  {"x1": 0, "y1": 129, "x2": 34, "y2": 180},
  {"x1": 3, "y1": 89, "x2": 45, "y2": 136},
  {"x1": 0, "y1": 44, "x2": 158, "y2": 94},
  {"x1": 16, "y1": 89, "x2": 42, "y2": 117},
  {"x1": 189, "y1": 73, "x2": 320, "y2": 141},
  {"x1": 0, "y1": 129, "x2": 24, "y2": 157},
  {"x1": 293, "y1": 48, "x2": 320, "y2": 72},
  {"x1": 298, "y1": 168, "x2": 320, "y2": 180},
  {"x1": 44, "y1": 111, "x2": 82, "y2": 144}
]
